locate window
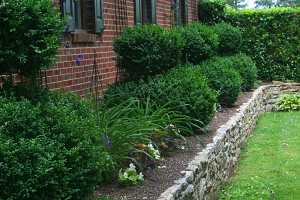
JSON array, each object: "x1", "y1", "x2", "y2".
[
  {"x1": 171, "y1": 0, "x2": 188, "y2": 26},
  {"x1": 135, "y1": 0, "x2": 156, "y2": 25},
  {"x1": 62, "y1": 0, "x2": 104, "y2": 33}
]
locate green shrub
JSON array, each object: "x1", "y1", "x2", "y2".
[
  {"x1": 0, "y1": 93, "x2": 115, "y2": 200},
  {"x1": 198, "y1": 0, "x2": 226, "y2": 24},
  {"x1": 214, "y1": 22, "x2": 243, "y2": 55},
  {"x1": 276, "y1": 93, "x2": 300, "y2": 111},
  {"x1": 225, "y1": 7, "x2": 300, "y2": 81},
  {"x1": 227, "y1": 54, "x2": 257, "y2": 91},
  {"x1": 113, "y1": 25, "x2": 183, "y2": 80},
  {"x1": 0, "y1": 0, "x2": 63, "y2": 79},
  {"x1": 103, "y1": 66, "x2": 218, "y2": 127},
  {"x1": 198, "y1": 57, "x2": 242, "y2": 106},
  {"x1": 179, "y1": 23, "x2": 219, "y2": 64}
]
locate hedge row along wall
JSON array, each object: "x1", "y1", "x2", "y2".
[{"x1": 225, "y1": 8, "x2": 300, "y2": 81}]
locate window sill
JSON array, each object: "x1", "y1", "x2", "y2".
[{"x1": 71, "y1": 31, "x2": 97, "y2": 44}]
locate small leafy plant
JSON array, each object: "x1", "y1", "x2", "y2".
[
  {"x1": 147, "y1": 143, "x2": 161, "y2": 160},
  {"x1": 118, "y1": 163, "x2": 144, "y2": 186},
  {"x1": 276, "y1": 94, "x2": 300, "y2": 112}
]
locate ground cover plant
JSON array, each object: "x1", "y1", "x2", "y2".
[
  {"x1": 276, "y1": 93, "x2": 300, "y2": 111},
  {"x1": 219, "y1": 112, "x2": 300, "y2": 199}
]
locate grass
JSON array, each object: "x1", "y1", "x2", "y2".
[{"x1": 219, "y1": 112, "x2": 300, "y2": 200}]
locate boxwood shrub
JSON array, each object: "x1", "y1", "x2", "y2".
[
  {"x1": 214, "y1": 22, "x2": 243, "y2": 55},
  {"x1": 103, "y1": 66, "x2": 218, "y2": 127},
  {"x1": 0, "y1": 0, "x2": 63, "y2": 78},
  {"x1": 179, "y1": 23, "x2": 219, "y2": 64},
  {"x1": 0, "y1": 92, "x2": 115, "y2": 200},
  {"x1": 113, "y1": 25, "x2": 184, "y2": 80},
  {"x1": 198, "y1": 57, "x2": 242, "y2": 106},
  {"x1": 227, "y1": 54, "x2": 257, "y2": 91}
]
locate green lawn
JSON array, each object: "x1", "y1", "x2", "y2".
[{"x1": 219, "y1": 112, "x2": 300, "y2": 200}]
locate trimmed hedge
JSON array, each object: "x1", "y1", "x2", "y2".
[
  {"x1": 198, "y1": 57, "x2": 242, "y2": 106},
  {"x1": 113, "y1": 25, "x2": 183, "y2": 80},
  {"x1": 198, "y1": 0, "x2": 226, "y2": 24},
  {"x1": 226, "y1": 8, "x2": 300, "y2": 81},
  {"x1": 179, "y1": 23, "x2": 219, "y2": 64},
  {"x1": 0, "y1": 92, "x2": 115, "y2": 200},
  {"x1": 103, "y1": 66, "x2": 218, "y2": 127}
]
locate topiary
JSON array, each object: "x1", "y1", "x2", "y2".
[
  {"x1": 227, "y1": 54, "x2": 257, "y2": 91},
  {"x1": 198, "y1": 57, "x2": 242, "y2": 107},
  {"x1": 0, "y1": 0, "x2": 63, "y2": 80},
  {"x1": 214, "y1": 22, "x2": 243, "y2": 55},
  {"x1": 0, "y1": 92, "x2": 115, "y2": 200},
  {"x1": 113, "y1": 25, "x2": 184, "y2": 80},
  {"x1": 178, "y1": 23, "x2": 219, "y2": 64},
  {"x1": 198, "y1": 0, "x2": 226, "y2": 24},
  {"x1": 103, "y1": 66, "x2": 218, "y2": 127}
]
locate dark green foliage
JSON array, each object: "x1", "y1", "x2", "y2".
[
  {"x1": 0, "y1": 92, "x2": 115, "y2": 200},
  {"x1": 179, "y1": 23, "x2": 219, "y2": 64},
  {"x1": 214, "y1": 22, "x2": 243, "y2": 55},
  {"x1": 227, "y1": 54, "x2": 257, "y2": 91},
  {"x1": 225, "y1": 8, "x2": 300, "y2": 81},
  {"x1": 103, "y1": 66, "x2": 218, "y2": 127},
  {"x1": 198, "y1": 0, "x2": 226, "y2": 24},
  {"x1": 0, "y1": 0, "x2": 64, "y2": 78},
  {"x1": 113, "y1": 25, "x2": 184, "y2": 80},
  {"x1": 198, "y1": 57, "x2": 242, "y2": 106}
]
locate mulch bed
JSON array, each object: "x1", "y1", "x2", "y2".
[{"x1": 97, "y1": 91, "x2": 253, "y2": 200}]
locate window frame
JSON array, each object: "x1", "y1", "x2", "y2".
[
  {"x1": 135, "y1": 0, "x2": 156, "y2": 25},
  {"x1": 62, "y1": 0, "x2": 104, "y2": 34}
]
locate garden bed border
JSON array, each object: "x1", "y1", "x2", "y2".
[{"x1": 157, "y1": 83, "x2": 300, "y2": 200}]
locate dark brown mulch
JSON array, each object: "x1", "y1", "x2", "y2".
[{"x1": 96, "y1": 91, "x2": 253, "y2": 200}]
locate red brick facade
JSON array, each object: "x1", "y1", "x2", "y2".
[{"x1": 48, "y1": 0, "x2": 199, "y2": 96}]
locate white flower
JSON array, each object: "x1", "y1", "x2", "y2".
[
  {"x1": 138, "y1": 172, "x2": 144, "y2": 181},
  {"x1": 129, "y1": 163, "x2": 136, "y2": 170},
  {"x1": 169, "y1": 124, "x2": 175, "y2": 128},
  {"x1": 147, "y1": 143, "x2": 154, "y2": 149},
  {"x1": 154, "y1": 149, "x2": 160, "y2": 160},
  {"x1": 123, "y1": 172, "x2": 128, "y2": 178}
]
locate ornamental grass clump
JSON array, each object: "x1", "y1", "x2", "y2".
[{"x1": 103, "y1": 66, "x2": 218, "y2": 128}]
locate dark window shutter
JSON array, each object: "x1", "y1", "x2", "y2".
[
  {"x1": 63, "y1": 0, "x2": 75, "y2": 32},
  {"x1": 135, "y1": 0, "x2": 142, "y2": 25},
  {"x1": 95, "y1": 0, "x2": 104, "y2": 33},
  {"x1": 184, "y1": 0, "x2": 188, "y2": 24},
  {"x1": 151, "y1": 0, "x2": 157, "y2": 23},
  {"x1": 175, "y1": 0, "x2": 180, "y2": 25}
]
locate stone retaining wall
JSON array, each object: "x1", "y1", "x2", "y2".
[{"x1": 157, "y1": 83, "x2": 300, "y2": 200}]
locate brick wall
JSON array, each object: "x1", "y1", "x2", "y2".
[{"x1": 47, "y1": 0, "x2": 199, "y2": 96}]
